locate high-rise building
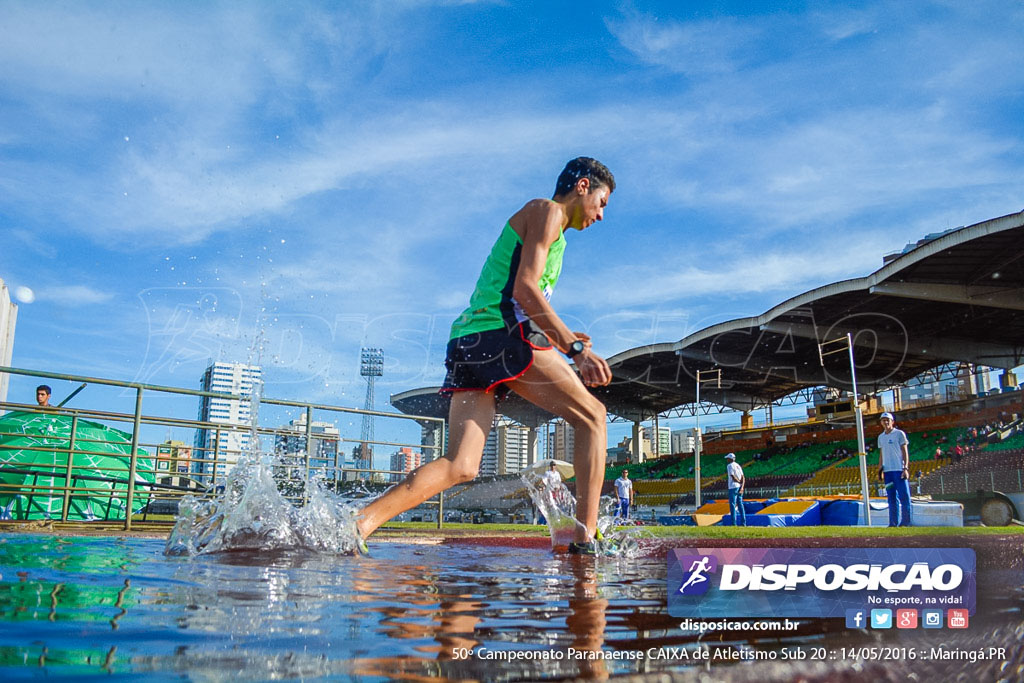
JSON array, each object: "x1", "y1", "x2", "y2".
[
  {"x1": 0, "y1": 277, "x2": 17, "y2": 405},
  {"x1": 497, "y1": 419, "x2": 530, "y2": 474},
  {"x1": 421, "y1": 422, "x2": 447, "y2": 464},
  {"x1": 902, "y1": 364, "x2": 992, "y2": 406},
  {"x1": 193, "y1": 361, "x2": 261, "y2": 483},
  {"x1": 479, "y1": 416, "x2": 530, "y2": 476},
  {"x1": 389, "y1": 447, "x2": 423, "y2": 482},
  {"x1": 274, "y1": 414, "x2": 341, "y2": 479},
  {"x1": 671, "y1": 428, "x2": 700, "y2": 454},
  {"x1": 650, "y1": 425, "x2": 671, "y2": 457},
  {"x1": 156, "y1": 440, "x2": 193, "y2": 488},
  {"x1": 547, "y1": 420, "x2": 575, "y2": 462}
]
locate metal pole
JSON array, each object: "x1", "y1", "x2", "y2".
[
  {"x1": 304, "y1": 405, "x2": 314, "y2": 506},
  {"x1": 57, "y1": 383, "x2": 88, "y2": 408},
  {"x1": 212, "y1": 428, "x2": 221, "y2": 487},
  {"x1": 61, "y1": 414, "x2": 79, "y2": 522},
  {"x1": 839, "y1": 334, "x2": 871, "y2": 526},
  {"x1": 124, "y1": 387, "x2": 143, "y2": 531},
  {"x1": 437, "y1": 418, "x2": 447, "y2": 530},
  {"x1": 694, "y1": 379, "x2": 701, "y2": 509}
]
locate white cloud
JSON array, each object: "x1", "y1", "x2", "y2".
[
  {"x1": 48, "y1": 103, "x2": 644, "y2": 242},
  {"x1": 7, "y1": 229, "x2": 58, "y2": 259},
  {"x1": 559, "y1": 230, "x2": 890, "y2": 312},
  {"x1": 606, "y1": 13, "x2": 761, "y2": 76},
  {"x1": 815, "y1": 7, "x2": 878, "y2": 41},
  {"x1": 36, "y1": 285, "x2": 116, "y2": 306},
  {"x1": 677, "y1": 107, "x2": 1020, "y2": 228},
  {"x1": 0, "y1": 2, "x2": 385, "y2": 106},
  {"x1": 3, "y1": 0, "x2": 1024, "y2": 414}
]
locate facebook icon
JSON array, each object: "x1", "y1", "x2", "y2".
[{"x1": 845, "y1": 609, "x2": 866, "y2": 629}]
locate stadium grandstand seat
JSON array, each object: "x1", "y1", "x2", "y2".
[
  {"x1": 919, "y1": 449, "x2": 1024, "y2": 495},
  {"x1": 636, "y1": 416, "x2": 1023, "y2": 505}
]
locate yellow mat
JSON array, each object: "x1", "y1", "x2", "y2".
[
  {"x1": 695, "y1": 501, "x2": 731, "y2": 515},
  {"x1": 692, "y1": 514, "x2": 725, "y2": 527},
  {"x1": 758, "y1": 500, "x2": 818, "y2": 515}
]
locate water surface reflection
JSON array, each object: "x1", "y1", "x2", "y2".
[{"x1": 0, "y1": 534, "x2": 1021, "y2": 681}]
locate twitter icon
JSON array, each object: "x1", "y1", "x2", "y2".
[{"x1": 870, "y1": 609, "x2": 892, "y2": 629}]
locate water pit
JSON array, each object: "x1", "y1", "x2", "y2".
[
  {"x1": 1, "y1": 530, "x2": 1022, "y2": 681},
  {"x1": 2, "y1": 452, "x2": 1022, "y2": 680}
]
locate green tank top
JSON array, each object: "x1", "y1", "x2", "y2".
[{"x1": 450, "y1": 221, "x2": 567, "y2": 339}]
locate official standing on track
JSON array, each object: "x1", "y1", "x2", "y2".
[
  {"x1": 614, "y1": 469, "x2": 633, "y2": 520},
  {"x1": 725, "y1": 453, "x2": 746, "y2": 526},
  {"x1": 877, "y1": 412, "x2": 912, "y2": 527}
]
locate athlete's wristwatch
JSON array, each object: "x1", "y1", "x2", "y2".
[{"x1": 567, "y1": 340, "x2": 586, "y2": 358}]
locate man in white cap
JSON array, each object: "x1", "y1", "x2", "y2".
[
  {"x1": 877, "y1": 412, "x2": 912, "y2": 527},
  {"x1": 614, "y1": 469, "x2": 633, "y2": 520},
  {"x1": 725, "y1": 453, "x2": 746, "y2": 526}
]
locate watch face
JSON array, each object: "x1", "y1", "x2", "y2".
[{"x1": 570, "y1": 340, "x2": 585, "y2": 355}]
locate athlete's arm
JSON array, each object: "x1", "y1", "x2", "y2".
[{"x1": 511, "y1": 200, "x2": 612, "y2": 386}]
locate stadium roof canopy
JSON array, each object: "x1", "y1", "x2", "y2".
[{"x1": 393, "y1": 210, "x2": 1024, "y2": 426}]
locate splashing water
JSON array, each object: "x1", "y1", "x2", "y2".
[
  {"x1": 166, "y1": 370, "x2": 367, "y2": 556},
  {"x1": 521, "y1": 471, "x2": 581, "y2": 548},
  {"x1": 164, "y1": 454, "x2": 365, "y2": 556},
  {"x1": 521, "y1": 472, "x2": 641, "y2": 557}
]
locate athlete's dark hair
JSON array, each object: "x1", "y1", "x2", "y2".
[
  {"x1": 36, "y1": 384, "x2": 51, "y2": 395},
  {"x1": 553, "y1": 157, "x2": 615, "y2": 197}
]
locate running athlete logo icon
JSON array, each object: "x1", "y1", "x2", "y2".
[{"x1": 677, "y1": 555, "x2": 718, "y2": 596}]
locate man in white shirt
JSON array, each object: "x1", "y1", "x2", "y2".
[
  {"x1": 542, "y1": 462, "x2": 562, "y2": 489},
  {"x1": 614, "y1": 470, "x2": 633, "y2": 520},
  {"x1": 725, "y1": 453, "x2": 746, "y2": 526},
  {"x1": 876, "y1": 412, "x2": 912, "y2": 527}
]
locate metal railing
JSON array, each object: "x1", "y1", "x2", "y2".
[
  {"x1": 0, "y1": 366, "x2": 445, "y2": 530},
  {"x1": 922, "y1": 469, "x2": 1024, "y2": 496}
]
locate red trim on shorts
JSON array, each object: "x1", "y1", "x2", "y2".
[
  {"x1": 518, "y1": 321, "x2": 554, "y2": 351},
  {"x1": 485, "y1": 354, "x2": 535, "y2": 392},
  {"x1": 438, "y1": 353, "x2": 537, "y2": 395}
]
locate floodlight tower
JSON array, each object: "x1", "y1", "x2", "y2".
[{"x1": 359, "y1": 347, "x2": 384, "y2": 474}]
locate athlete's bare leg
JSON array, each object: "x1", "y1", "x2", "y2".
[
  {"x1": 357, "y1": 391, "x2": 496, "y2": 539},
  {"x1": 507, "y1": 348, "x2": 607, "y2": 544}
]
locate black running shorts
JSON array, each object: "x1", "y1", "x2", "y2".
[{"x1": 440, "y1": 320, "x2": 553, "y2": 398}]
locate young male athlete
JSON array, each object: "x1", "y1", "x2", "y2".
[
  {"x1": 614, "y1": 469, "x2": 633, "y2": 520},
  {"x1": 357, "y1": 157, "x2": 615, "y2": 554},
  {"x1": 876, "y1": 412, "x2": 912, "y2": 527}
]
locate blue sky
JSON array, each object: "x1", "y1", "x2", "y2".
[{"x1": 2, "y1": 1, "x2": 1023, "y2": 461}]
